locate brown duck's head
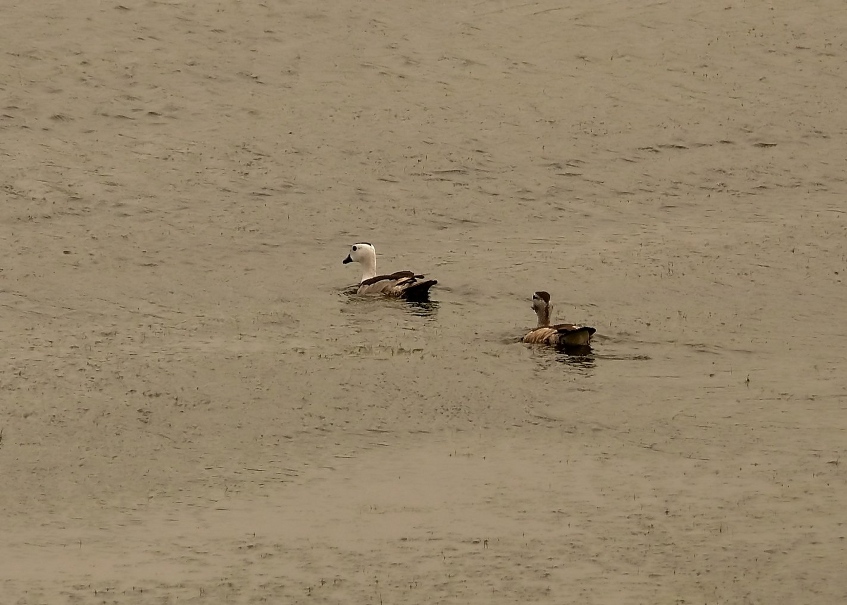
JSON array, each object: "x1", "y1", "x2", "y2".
[
  {"x1": 532, "y1": 290, "x2": 551, "y2": 310},
  {"x1": 531, "y1": 291, "x2": 552, "y2": 326}
]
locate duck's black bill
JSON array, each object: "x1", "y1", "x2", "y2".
[{"x1": 342, "y1": 255, "x2": 353, "y2": 264}]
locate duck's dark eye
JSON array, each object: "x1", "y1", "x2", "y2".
[{"x1": 352, "y1": 246, "x2": 357, "y2": 251}]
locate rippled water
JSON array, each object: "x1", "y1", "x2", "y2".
[{"x1": 3, "y1": 0, "x2": 846, "y2": 601}]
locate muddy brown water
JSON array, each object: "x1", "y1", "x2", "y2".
[{"x1": 2, "y1": 0, "x2": 846, "y2": 603}]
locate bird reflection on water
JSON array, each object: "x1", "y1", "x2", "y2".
[
  {"x1": 553, "y1": 345, "x2": 596, "y2": 369},
  {"x1": 340, "y1": 287, "x2": 440, "y2": 319},
  {"x1": 521, "y1": 339, "x2": 597, "y2": 371},
  {"x1": 545, "y1": 340, "x2": 652, "y2": 369},
  {"x1": 403, "y1": 299, "x2": 439, "y2": 318}
]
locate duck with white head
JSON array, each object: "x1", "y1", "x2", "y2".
[{"x1": 343, "y1": 243, "x2": 437, "y2": 301}]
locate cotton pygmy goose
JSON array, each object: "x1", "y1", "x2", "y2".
[
  {"x1": 523, "y1": 291, "x2": 596, "y2": 347},
  {"x1": 343, "y1": 243, "x2": 437, "y2": 301}
]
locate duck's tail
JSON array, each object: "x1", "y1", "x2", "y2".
[
  {"x1": 556, "y1": 326, "x2": 596, "y2": 347},
  {"x1": 400, "y1": 279, "x2": 437, "y2": 302}
]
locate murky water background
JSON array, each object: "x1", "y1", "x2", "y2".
[{"x1": 2, "y1": 0, "x2": 846, "y2": 602}]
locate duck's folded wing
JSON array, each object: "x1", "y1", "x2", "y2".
[
  {"x1": 525, "y1": 325, "x2": 596, "y2": 346},
  {"x1": 552, "y1": 323, "x2": 596, "y2": 346},
  {"x1": 361, "y1": 271, "x2": 417, "y2": 286},
  {"x1": 552, "y1": 323, "x2": 596, "y2": 336},
  {"x1": 357, "y1": 271, "x2": 421, "y2": 295}
]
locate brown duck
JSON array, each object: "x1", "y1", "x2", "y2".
[{"x1": 523, "y1": 291, "x2": 596, "y2": 347}]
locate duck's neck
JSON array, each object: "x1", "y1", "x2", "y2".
[
  {"x1": 360, "y1": 254, "x2": 377, "y2": 282},
  {"x1": 536, "y1": 304, "x2": 552, "y2": 328}
]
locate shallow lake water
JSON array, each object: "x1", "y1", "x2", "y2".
[{"x1": 2, "y1": 0, "x2": 846, "y2": 603}]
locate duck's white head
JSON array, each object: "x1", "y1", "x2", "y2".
[
  {"x1": 531, "y1": 291, "x2": 552, "y2": 327},
  {"x1": 343, "y1": 242, "x2": 377, "y2": 281}
]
